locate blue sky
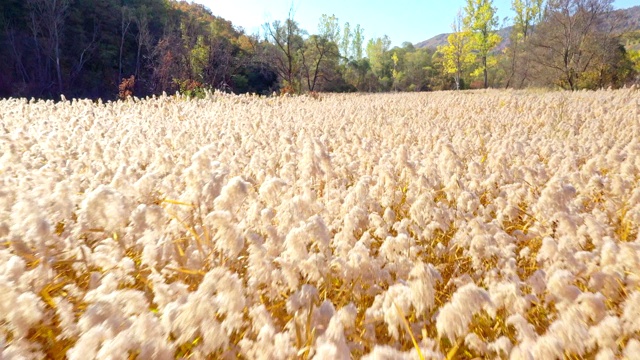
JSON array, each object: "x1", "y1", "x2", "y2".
[{"x1": 194, "y1": 0, "x2": 638, "y2": 47}]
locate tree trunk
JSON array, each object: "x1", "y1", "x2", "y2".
[
  {"x1": 119, "y1": 7, "x2": 132, "y2": 84},
  {"x1": 483, "y1": 55, "x2": 488, "y2": 88},
  {"x1": 53, "y1": 4, "x2": 63, "y2": 95},
  {"x1": 55, "y1": 43, "x2": 62, "y2": 94},
  {"x1": 28, "y1": 0, "x2": 69, "y2": 96},
  {"x1": 505, "y1": 38, "x2": 518, "y2": 89}
]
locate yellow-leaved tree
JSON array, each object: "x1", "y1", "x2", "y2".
[
  {"x1": 464, "y1": 0, "x2": 502, "y2": 88},
  {"x1": 437, "y1": 10, "x2": 476, "y2": 90},
  {"x1": 631, "y1": 50, "x2": 640, "y2": 76}
]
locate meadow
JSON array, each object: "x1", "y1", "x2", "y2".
[{"x1": 0, "y1": 89, "x2": 639, "y2": 359}]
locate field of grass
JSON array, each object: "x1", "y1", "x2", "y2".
[{"x1": 0, "y1": 89, "x2": 639, "y2": 359}]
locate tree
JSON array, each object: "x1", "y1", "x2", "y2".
[
  {"x1": 438, "y1": 9, "x2": 475, "y2": 90},
  {"x1": 341, "y1": 21, "x2": 352, "y2": 61},
  {"x1": 204, "y1": 36, "x2": 238, "y2": 91},
  {"x1": 391, "y1": 51, "x2": 400, "y2": 91},
  {"x1": 513, "y1": 0, "x2": 545, "y2": 36},
  {"x1": 264, "y1": 9, "x2": 305, "y2": 93},
  {"x1": 403, "y1": 48, "x2": 435, "y2": 91},
  {"x1": 118, "y1": 6, "x2": 133, "y2": 83},
  {"x1": 0, "y1": 0, "x2": 279, "y2": 99},
  {"x1": 464, "y1": 0, "x2": 502, "y2": 88},
  {"x1": 352, "y1": 24, "x2": 364, "y2": 61},
  {"x1": 133, "y1": 6, "x2": 152, "y2": 80},
  {"x1": 344, "y1": 58, "x2": 370, "y2": 90},
  {"x1": 243, "y1": 39, "x2": 280, "y2": 94},
  {"x1": 318, "y1": 14, "x2": 340, "y2": 45},
  {"x1": 1, "y1": 2, "x2": 32, "y2": 94},
  {"x1": 429, "y1": 50, "x2": 454, "y2": 90},
  {"x1": 301, "y1": 34, "x2": 340, "y2": 91},
  {"x1": 28, "y1": 0, "x2": 70, "y2": 95},
  {"x1": 528, "y1": 0, "x2": 619, "y2": 89},
  {"x1": 504, "y1": 0, "x2": 544, "y2": 88},
  {"x1": 578, "y1": 39, "x2": 635, "y2": 88},
  {"x1": 151, "y1": 32, "x2": 186, "y2": 93},
  {"x1": 630, "y1": 50, "x2": 640, "y2": 83},
  {"x1": 366, "y1": 35, "x2": 392, "y2": 90},
  {"x1": 67, "y1": 8, "x2": 98, "y2": 89}
]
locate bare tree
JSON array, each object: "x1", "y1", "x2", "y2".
[
  {"x1": 528, "y1": 0, "x2": 619, "y2": 89},
  {"x1": 133, "y1": 7, "x2": 152, "y2": 80},
  {"x1": 28, "y1": 0, "x2": 69, "y2": 95},
  {"x1": 300, "y1": 35, "x2": 339, "y2": 91},
  {"x1": 203, "y1": 36, "x2": 235, "y2": 90},
  {"x1": 264, "y1": 8, "x2": 305, "y2": 92},
  {"x1": 151, "y1": 33, "x2": 187, "y2": 93},
  {"x1": 119, "y1": 6, "x2": 133, "y2": 84},
  {"x1": 70, "y1": 22, "x2": 98, "y2": 84},
  {"x1": 504, "y1": 0, "x2": 544, "y2": 88},
  {"x1": 4, "y1": 23, "x2": 30, "y2": 86}
]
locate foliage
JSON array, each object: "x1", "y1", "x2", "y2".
[
  {"x1": 503, "y1": 0, "x2": 544, "y2": 88},
  {"x1": 0, "y1": 0, "x2": 278, "y2": 99},
  {"x1": 526, "y1": 0, "x2": 624, "y2": 90},
  {"x1": 0, "y1": 0, "x2": 637, "y2": 99},
  {"x1": 463, "y1": 0, "x2": 502, "y2": 88},
  {"x1": 577, "y1": 43, "x2": 636, "y2": 89},
  {"x1": 301, "y1": 35, "x2": 341, "y2": 92},
  {"x1": 630, "y1": 49, "x2": 640, "y2": 74},
  {"x1": 351, "y1": 24, "x2": 365, "y2": 61},
  {"x1": 118, "y1": 75, "x2": 135, "y2": 100},
  {"x1": 438, "y1": 10, "x2": 476, "y2": 90},
  {"x1": 264, "y1": 14, "x2": 306, "y2": 94},
  {"x1": 366, "y1": 36, "x2": 393, "y2": 91},
  {"x1": 175, "y1": 78, "x2": 209, "y2": 98}
]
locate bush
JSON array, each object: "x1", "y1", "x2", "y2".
[
  {"x1": 118, "y1": 75, "x2": 136, "y2": 100},
  {"x1": 174, "y1": 78, "x2": 209, "y2": 99}
]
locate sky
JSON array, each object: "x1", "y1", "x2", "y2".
[{"x1": 194, "y1": 0, "x2": 638, "y2": 47}]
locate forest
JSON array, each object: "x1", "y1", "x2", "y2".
[{"x1": 0, "y1": 0, "x2": 638, "y2": 100}]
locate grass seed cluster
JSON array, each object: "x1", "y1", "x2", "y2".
[{"x1": 0, "y1": 89, "x2": 639, "y2": 359}]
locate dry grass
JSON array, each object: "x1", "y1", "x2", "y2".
[{"x1": 0, "y1": 89, "x2": 639, "y2": 358}]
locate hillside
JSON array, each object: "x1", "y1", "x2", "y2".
[
  {"x1": 415, "y1": 5, "x2": 640, "y2": 50},
  {"x1": 415, "y1": 26, "x2": 513, "y2": 52},
  {"x1": 414, "y1": 33, "x2": 450, "y2": 50}
]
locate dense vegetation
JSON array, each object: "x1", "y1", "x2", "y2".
[
  {"x1": 0, "y1": 0, "x2": 638, "y2": 100},
  {"x1": 0, "y1": 0, "x2": 279, "y2": 99}
]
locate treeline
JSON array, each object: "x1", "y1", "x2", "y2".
[
  {"x1": 437, "y1": 0, "x2": 640, "y2": 90},
  {"x1": 0, "y1": 0, "x2": 638, "y2": 100},
  {"x1": 263, "y1": 13, "x2": 444, "y2": 94},
  {"x1": 276, "y1": 0, "x2": 640, "y2": 92},
  {"x1": 0, "y1": 0, "x2": 279, "y2": 99}
]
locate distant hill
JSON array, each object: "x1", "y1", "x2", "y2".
[
  {"x1": 616, "y1": 5, "x2": 640, "y2": 33},
  {"x1": 414, "y1": 33, "x2": 450, "y2": 50},
  {"x1": 415, "y1": 5, "x2": 640, "y2": 51},
  {"x1": 415, "y1": 26, "x2": 513, "y2": 52}
]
